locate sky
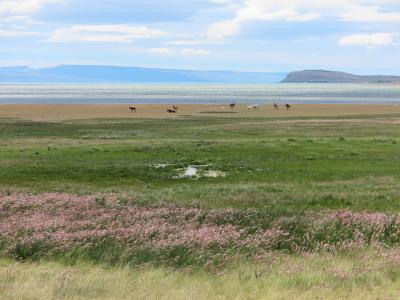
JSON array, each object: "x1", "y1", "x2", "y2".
[{"x1": 0, "y1": 0, "x2": 400, "y2": 74}]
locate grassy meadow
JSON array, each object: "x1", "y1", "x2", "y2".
[
  {"x1": 2, "y1": 252, "x2": 400, "y2": 300},
  {"x1": 2, "y1": 110, "x2": 400, "y2": 299}
]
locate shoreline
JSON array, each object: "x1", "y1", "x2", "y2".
[{"x1": 1, "y1": 103, "x2": 400, "y2": 121}]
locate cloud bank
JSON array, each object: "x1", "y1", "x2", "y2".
[{"x1": 47, "y1": 24, "x2": 166, "y2": 43}]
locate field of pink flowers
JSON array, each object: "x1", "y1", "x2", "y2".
[{"x1": 1, "y1": 193, "x2": 400, "y2": 268}]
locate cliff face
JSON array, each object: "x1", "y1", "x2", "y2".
[{"x1": 281, "y1": 70, "x2": 400, "y2": 83}]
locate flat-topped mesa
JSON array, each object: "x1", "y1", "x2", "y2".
[{"x1": 281, "y1": 70, "x2": 400, "y2": 83}]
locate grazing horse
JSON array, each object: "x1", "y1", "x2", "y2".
[
  {"x1": 167, "y1": 109, "x2": 177, "y2": 113},
  {"x1": 286, "y1": 104, "x2": 291, "y2": 110},
  {"x1": 129, "y1": 106, "x2": 136, "y2": 112},
  {"x1": 273, "y1": 103, "x2": 279, "y2": 110},
  {"x1": 229, "y1": 103, "x2": 236, "y2": 109}
]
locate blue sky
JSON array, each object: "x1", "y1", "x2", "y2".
[{"x1": 0, "y1": 0, "x2": 400, "y2": 74}]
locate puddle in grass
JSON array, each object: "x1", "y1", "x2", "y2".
[
  {"x1": 204, "y1": 170, "x2": 227, "y2": 178},
  {"x1": 153, "y1": 163, "x2": 173, "y2": 169},
  {"x1": 153, "y1": 163, "x2": 227, "y2": 179},
  {"x1": 183, "y1": 166, "x2": 198, "y2": 177},
  {"x1": 175, "y1": 166, "x2": 227, "y2": 179}
]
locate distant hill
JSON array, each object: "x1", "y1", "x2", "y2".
[
  {"x1": 281, "y1": 70, "x2": 400, "y2": 83},
  {"x1": 0, "y1": 65, "x2": 287, "y2": 83}
]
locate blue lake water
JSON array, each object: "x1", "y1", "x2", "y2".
[{"x1": 0, "y1": 83, "x2": 399, "y2": 104}]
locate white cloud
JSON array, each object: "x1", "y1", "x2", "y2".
[
  {"x1": 330, "y1": 0, "x2": 400, "y2": 23},
  {"x1": 208, "y1": 0, "x2": 321, "y2": 39},
  {"x1": 148, "y1": 47, "x2": 174, "y2": 55},
  {"x1": 209, "y1": 0, "x2": 234, "y2": 3},
  {"x1": 47, "y1": 25, "x2": 166, "y2": 43},
  {"x1": 340, "y1": 5, "x2": 400, "y2": 22},
  {"x1": 339, "y1": 33, "x2": 399, "y2": 46},
  {"x1": 148, "y1": 47, "x2": 212, "y2": 56},
  {"x1": 0, "y1": 0, "x2": 60, "y2": 18},
  {"x1": 165, "y1": 39, "x2": 215, "y2": 46},
  {"x1": 0, "y1": 0, "x2": 41, "y2": 15},
  {"x1": 207, "y1": 0, "x2": 400, "y2": 40},
  {"x1": 181, "y1": 48, "x2": 210, "y2": 56},
  {"x1": 0, "y1": 0, "x2": 60, "y2": 38},
  {"x1": 0, "y1": 28, "x2": 36, "y2": 37}
]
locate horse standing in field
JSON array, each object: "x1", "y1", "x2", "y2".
[
  {"x1": 173, "y1": 105, "x2": 179, "y2": 111},
  {"x1": 286, "y1": 104, "x2": 291, "y2": 110},
  {"x1": 229, "y1": 103, "x2": 236, "y2": 109},
  {"x1": 129, "y1": 106, "x2": 136, "y2": 112},
  {"x1": 273, "y1": 103, "x2": 279, "y2": 110}
]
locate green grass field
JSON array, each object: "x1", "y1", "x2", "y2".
[
  {"x1": 2, "y1": 115, "x2": 400, "y2": 211},
  {"x1": 1, "y1": 113, "x2": 400, "y2": 299}
]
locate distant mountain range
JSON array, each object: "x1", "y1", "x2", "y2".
[
  {"x1": 1, "y1": 66, "x2": 399, "y2": 84},
  {"x1": 0, "y1": 65, "x2": 287, "y2": 83},
  {"x1": 281, "y1": 70, "x2": 400, "y2": 83}
]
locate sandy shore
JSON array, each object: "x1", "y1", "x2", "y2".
[{"x1": 1, "y1": 104, "x2": 400, "y2": 121}]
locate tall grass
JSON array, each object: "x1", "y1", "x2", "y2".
[
  {"x1": 2, "y1": 193, "x2": 400, "y2": 268},
  {"x1": 1, "y1": 251, "x2": 400, "y2": 299}
]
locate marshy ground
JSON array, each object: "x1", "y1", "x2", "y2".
[{"x1": 1, "y1": 105, "x2": 400, "y2": 299}]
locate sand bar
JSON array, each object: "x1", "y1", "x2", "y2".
[{"x1": 1, "y1": 104, "x2": 400, "y2": 121}]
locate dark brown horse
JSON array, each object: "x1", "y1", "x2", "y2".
[
  {"x1": 129, "y1": 107, "x2": 136, "y2": 112},
  {"x1": 167, "y1": 109, "x2": 177, "y2": 113},
  {"x1": 286, "y1": 104, "x2": 291, "y2": 110},
  {"x1": 229, "y1": 103, "x2": 236, "y2": 109},
  {"x1": 273, "y1": 103, "x2": 279, "y2": 110}
]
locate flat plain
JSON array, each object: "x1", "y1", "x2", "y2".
[
  {"x1": 1, "y1": 103, "x2": 400, "y2": 120},
  {"x1": 1, "y1": 104, "x2": 400, "y2": 299}
]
